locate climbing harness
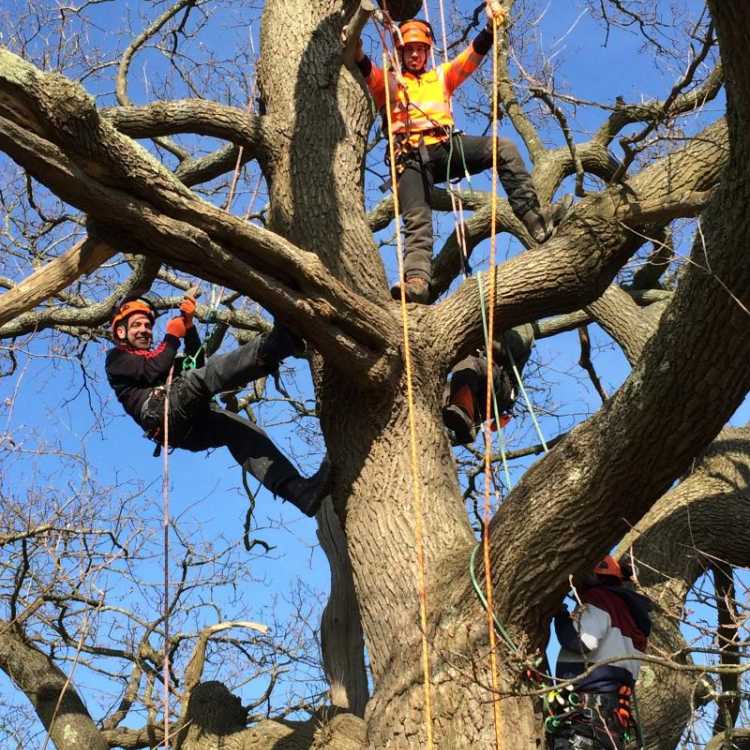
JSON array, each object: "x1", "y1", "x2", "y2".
[
  {"x1": 383, "y1": 40, "x2": 435, "y2": 749},
  {"x1": 543, "y1": 686, "x2": 640, "y2": 750}
]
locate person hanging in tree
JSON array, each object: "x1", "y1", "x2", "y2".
[
  {"x1": 105, "y1": 291, "x2": 330, "y2": 517},
  {"x1": 442, "y1": 324, "x2": 533, "y2": 445},
  {"x1": 355, "y1": 1, "x2": 569, "y2": 304},
  {"x1": 549, "y1": 556, "x2": 652, "y2": 750}
]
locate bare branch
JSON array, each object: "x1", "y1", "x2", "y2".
[
  {"x1": 0, "y1": 238, "x2": 115, "y2": 328},
  {"x1": 104, "y1": 100, "x2": 266, "y2": 157}
]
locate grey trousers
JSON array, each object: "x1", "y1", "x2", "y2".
[
  {"x1": 143, "y1": 336, "x2": 299, "y2": 494},
  {"x1": 445, "y1": 324, "x2": 534, "y2": 422},
  {"x1": 397, "y1": 134, "x2": 539, "y2": 281}
]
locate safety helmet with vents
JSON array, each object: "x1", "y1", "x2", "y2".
[
  {"x1": 593, "y1": 555, "x2": 623, "y2": 580},
  {"x1": 111, "y1": 296, "x2": 157, "y2": 338},
  {"x1": 396, "y1": 19, "x2": 434, "y2": 48}
]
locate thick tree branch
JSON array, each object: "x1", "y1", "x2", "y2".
[
  {"x1": 619, "y1": 426, "x2": 750, "y2": 749},
  {"x1": 497, "y1": 39, "x2": 544, "y2": 163},
  {"x1": 105, "y1": 100, "x2": 267, "y2": 156},
  {"x1": 0, "y1": 254, "x2": 159, "y2": 338},
  {"x1": 586, "y1": 283, "x2": 655, "y2": 365},
  {"x1": 594, "y1": 63, "x2": 724, "y2": 147},
  {"x1": 0, "y1": 620, "x2": 108, "y2": 750},
  {"x1": 0, "y1": 238, "x2": 115, "y2": 328},
  {"x1": 481, "y1": 0, "x2": 750, "y2": 642},
  {"x1": 0, "y1": 48, "x2": 400, "y2": 383},
  {"x1": 115, "y1": 0, "x2": 202, "y2": 162},
  {"x1": 342, "y1": 1, "x2": 377, "y2": 69},
  {"x1": 176, "y1": 143, "x2": 250, "y2": 187},
  {"x1": 431, "y1": 117, "x2": 726, "y2": 366},
  {"x1": 317, "y1": 502, "x2": 368, "y2": 717}
]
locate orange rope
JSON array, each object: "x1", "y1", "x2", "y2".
[
  {"x1": 481, "y1": 17, "x2": 503, "y2": 750},
  {"x1": 162, "y1": 365, "x2": 174, "y2": 748},
  {"x1": 383, "y1": 49, "x2": 435, "y2": 750}
]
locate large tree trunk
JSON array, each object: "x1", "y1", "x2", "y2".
[{"x1": 256, "y1": 4, "x2": 523, "y2": 744}]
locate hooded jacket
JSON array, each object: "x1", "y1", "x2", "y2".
[{"x1": 554, "y1": 584, "x2": 653, "y2": 693}]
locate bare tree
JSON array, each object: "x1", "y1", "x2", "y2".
[{"x1": 0, "y1": 0, "x2": 749, "y2": 748}]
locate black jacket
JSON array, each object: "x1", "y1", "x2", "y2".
[{"x1": 105, "y1": 328, "x2": 203, "y2": 427}]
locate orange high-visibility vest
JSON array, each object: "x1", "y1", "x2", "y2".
[{"x1": 366, "y1": 44, "x2": 485, "y2": 147}]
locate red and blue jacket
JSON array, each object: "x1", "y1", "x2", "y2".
[{"x1": 554, "y1": 584, "x2": 652, "y2": 693}]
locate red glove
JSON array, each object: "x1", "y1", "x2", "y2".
[
  {"x1": 180, "y1": 296, "x2": 196, "y2": 316},
  {"x1": 179, "y1": 296, "x2": 196, "y2": 328},
  {"x1": 166, "y1": 316, "x2": 189, "y2": 339}
]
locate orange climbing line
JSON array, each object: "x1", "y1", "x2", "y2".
[
  {"x1": 162, "y1": 365, "x2": 174, "y2": 748},
  {"x1": 481, "y1": 17, "x2": 503, "y2": 750},
  {"x1": 382, "y1": 47, "x2": 435, "y2": 750},
  {"x1": 431, "y1": 0, "x2": 472, "y2": 281}
]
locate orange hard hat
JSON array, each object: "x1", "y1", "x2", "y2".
[
  {"x1": 111, "y1": 297, "x2": 156, "y2": 336},
  {"x1": 593, "y1": 555, "x2": 623, "y2": 580},
  {"x1": 397, "y1": 19, "x2": 434, "y2": 48}
]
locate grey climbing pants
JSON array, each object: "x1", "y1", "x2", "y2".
[
  {"x1": 140, "y1": 336, "x2": 299, "y2": 494},
  {"x1": 396, "y1": 133, "x2": 539, "y2": 281}
]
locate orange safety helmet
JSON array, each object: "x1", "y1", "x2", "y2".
[
  {"x1": 111, "y1": 297, "x2": 157, "y2": 338},
  {"x1": 396, "y1": 19, "x2": 434, "y2": 48},
  {"x1": 593, "y1": 555, "x2": 623, "y2": 580}
]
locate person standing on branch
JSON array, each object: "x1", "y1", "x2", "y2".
[
  {"x1": 105, "y1": 293, "x2": 330, "y2": 517},
  {"x1": 355, "y1": 1, "x2": 568, "y2": 304}
]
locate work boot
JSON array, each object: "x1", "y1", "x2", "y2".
[
  {"x1": 390, "y1": 276, "x2": 430, "y2": 305},
  {"x1": 277, "y1": 457, "x2": 332, "y2": 517},
  {"x1": 520, "y1": 195, "x2": 573, "y2": 244},
  {"x1": 261, "y1": 322, "x2": 306, "y2": 362},
  {"x1": 442, "y1": 404, "x2": 477, "y2": 446}
]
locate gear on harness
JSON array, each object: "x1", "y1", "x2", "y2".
[{"x1": 544, "y1": 688, "x2": 638, "y2": 750}]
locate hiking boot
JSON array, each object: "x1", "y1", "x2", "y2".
[
  {"x1": 521, "y1": 195, "x2": 573, "y2": 244},
  {"x1": 442, "y1": 404, "x2": 477, "y2": 446},
  {"x1": 278, "y1": 457, "x2": 332, "y2": 517},
  {"x1": 261, "y1": 322, "x2": 307, "y2": 363},
  {"x1": 390, "y1": 276, "x2": 430, "y2": 305}
]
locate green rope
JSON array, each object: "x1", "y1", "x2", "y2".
[
  {"x1": 180, "y1": 304, "x2": 223, "y2": 372},
  {"x1": 180, "y1": 344, "x2": 204, "y2": 372},
  {"x1": 506, "y1": 345, "x2": 548, "y2": 453},
  {"x1": 468, "y1": 542, "x2": 519, "y2": 654},
  {"x1": 475, "y1": 270, "x2": 512, "y2": 490}
]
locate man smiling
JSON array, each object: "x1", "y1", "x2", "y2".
[{"x1": 105, "y1": 294, "x2": 330, "y2": 517}]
